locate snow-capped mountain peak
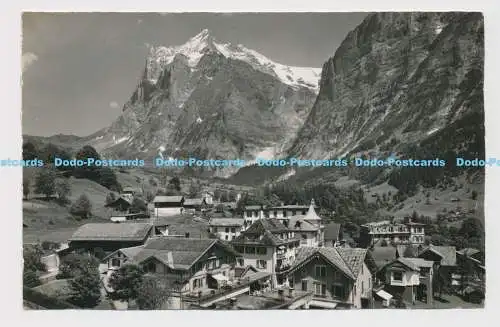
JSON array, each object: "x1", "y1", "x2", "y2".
[{"x1": 145, "y1": 29, "x2": 321, "y2": 92}]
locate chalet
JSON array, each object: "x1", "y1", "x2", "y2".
[
  {"x1": 184, "y1": 198, "x2": 206, "y2": 213},
  {"x1": 231, "y1": 219, "x2": 301, "y2": 288},
  {"x1": 68, "y1": 222, "x2": 153, "y2": 255},
  {"x1": 397, "y1": 244, "x2": 457, "y2": 286},
  {"x1": 324, "y1": 222, "x2": 342, "y2": 247},
  {"x1": 456, "y1": 248, "x2": 485, "y2": 282},
  {"x1": 209, "y1": 218, "x2": 245, "y2": 241},
  {"x1": 153, "y1": 195, "x2": 185, "y2": 217},
  {"x1": 105, "y1": 196, "x2": 133, "y2": 213},
  {"x1": 286, "y1": 247, "x2": 373, "y2": 309},
  {"x1": 103, "y1": 237, "x2": 270, "y2": 308},
  {"x1": 378, "y1": 257, "x2": 434, "y2": 306}
]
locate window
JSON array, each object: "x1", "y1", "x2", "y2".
[
  {"x1": 231, "y1": 228, "x2": 236, "y2": 233},
  {"x1": 354, "y1": 285, "x2": 357, "y2": 296},
  {"x1": 283, "y1": 211, "x2": 287, "y2": 217},
  {"x1": 225, "y1": 227, "x2": 229, "y2": 233},
  {"x1": 301, "y1": 280, "x2": 308, "y2": 291},
  {"x1": 393, "y1": 271, "x2": 403, "y2": 281},
  {"x1": 145, "y1": 261, "x2": 156, "y2": 273},
  {"x1": 332, "y1": 285, "x2": 344, "y2": 299},
  {"x1": 245, "y1": 247, "x2": 256, "y2": 254},
  {"x1": 237, "y1": 258, "x2": 244, "y2": 266},
  {"x1": 111, "y1": 258, "x2": 120, "y2": 267},
  {"x1": 314, "y1": 283, "x2": 326, "y2": 296},
  {"x1": 225, "y1": 235, "x2": 228, "y2": 240},
  {"x1": 213, "y1": 227, "x2": 218, "y2": 233},
  {"x1": 315, "y1": 265, "x2": 327, "y2": 277},
  {"x1": 273, "y1": 211, "x2": 277, "y2": 217},
  {"x1": 362, "y1": 281, "x2": 364, "y2": 293},
  {"x1": 256, "y1": 260, "x2": 267, "y2": 269},
  {"x1": 256, "y1": 247, "x2": 267, "y2": 255},
  {"x1": 361, "y1": 264, "x2": 363, "y2": 274}
]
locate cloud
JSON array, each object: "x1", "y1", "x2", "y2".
[
  {"x1": 109, "y1": 101, "x2": 120, "y2": 109},
  {"x1": 22, "y1": 52, "x2": 38, "y2": 72}
]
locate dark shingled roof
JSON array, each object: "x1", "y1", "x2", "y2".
[
  {"x1": 110, "y1": 237, "x2": 239, "y2": 270},
  {"x1": 232, "y1": 219, "x2": 299, "y2": 246},
  {"x1": 422, "y1": 245, "x2": 457, "y2": 266},
  {"x1": 324, "y1": 222, "x2": 341, "y2": 241},
  {"x1": 289, "y1": 247, "x2": 368, "y2": 280},
  {"x1": 69, "y1": 223, "x2": 152, "y2": 241}
]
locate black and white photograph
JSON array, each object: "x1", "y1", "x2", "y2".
[{"x1": 20, "y1": 11, "x2": 485, "y2": 310}]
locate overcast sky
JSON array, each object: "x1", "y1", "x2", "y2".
[{"x1": 22, "y1": 12, "x2": 368, "y2": 137}]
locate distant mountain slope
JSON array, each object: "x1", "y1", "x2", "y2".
[{"x1": 288, "y1": 12, "x2": 484, "y2": 160}]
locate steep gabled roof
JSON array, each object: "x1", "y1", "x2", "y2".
[
  {"x1": 108, "y1": 237, "x2": 239, "y2": 270},
  {"x1": 288, "y1": 247, "x2": 369, "y2": 280},
  {"x1": 420, "y1": 245, "x2": 456, "y2": 266}
]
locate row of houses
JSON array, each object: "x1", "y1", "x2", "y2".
[{"x1": 61, "y1": 199, "x2": 377, "y2": 309}]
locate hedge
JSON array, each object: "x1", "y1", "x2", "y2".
[{"x1": 23, "y1": 287, "x2": 79, "y2": 309}]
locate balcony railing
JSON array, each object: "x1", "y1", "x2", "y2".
[{"x1": 183, "y1": 278, "x2": 253, "y2": 303}]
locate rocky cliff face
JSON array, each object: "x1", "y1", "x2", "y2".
[
  {"x1": 288, "y1": 12, "x2": 484, "y2": 159},
  {"x1": 85, "y1": 30, "x2": 319, "y2": 176}
]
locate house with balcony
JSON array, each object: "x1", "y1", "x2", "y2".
[
  {"x1": 264, "y1": 203, "x2": 315, "y2": 219},
  {"x1": 285, "y1": 247, "x2": 373, "y2": 309},
  {"x1": 102, "y1": 237, "x2": 270, "y2": 308},
  {"x1": 231, "y1": 219, "x2": 300, "y2": 288},
  {"x1": 209, "y1": 218, "x2": 245, "y2": 241},
  {"x1": 360, "y1": 220, "x2": 425, "y2": 247},
  {"x1": 378, "y1": 257, "x2": 434, "y2": 306}
]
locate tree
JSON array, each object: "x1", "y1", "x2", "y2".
[
  {"x1": 55, "y1": 178, "x2": 71, "y2": 203},
  {"x1": 34, "y1": 168, "x2": 56, "y2": 198},
  {"x1": 23, "y1": 245, "x2": 46, "y2": 273},
  {"x1": 107, "y1": 264, "x2": 144, "y2": 304},
  {"x1": 105, "y1": 192, "x2": 117, "y2": 205},
  {"x1": 23, "y1": 269, "x2": 41, "y2": 288},
  {"x1": 57, "y1": 253, "x2": 99, "y2": 279},
  {"x1": 188, "y1": 183, "x2": 200, "y2": 198},
  {"x1": 129, "y1": 197, "x2": 147, "y2": 213},
  {"x1": 70, "y1": 194, "x2": 92, "y2": 218},
  {"x1": 22, "y1": 141, "x2": 38, "y2": 160},
  {"x1": 459, "y1": 218, "x2": 483, "y2": 239},
  {"x1": 23, "y1": 178, "x2": 30, "y2": 200},
  {"x1": 97, "y1": 168, "x2": 121, "y2": 192},
  {"x1": 136, "y1": 276, "x2": 172, "y2": 309},
  {"x1": 167, "y1": 176, "x2": 181, "y2": 192},
  {"x1": 68, "y1": 265, "x2": 101, "y2": 308}
]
